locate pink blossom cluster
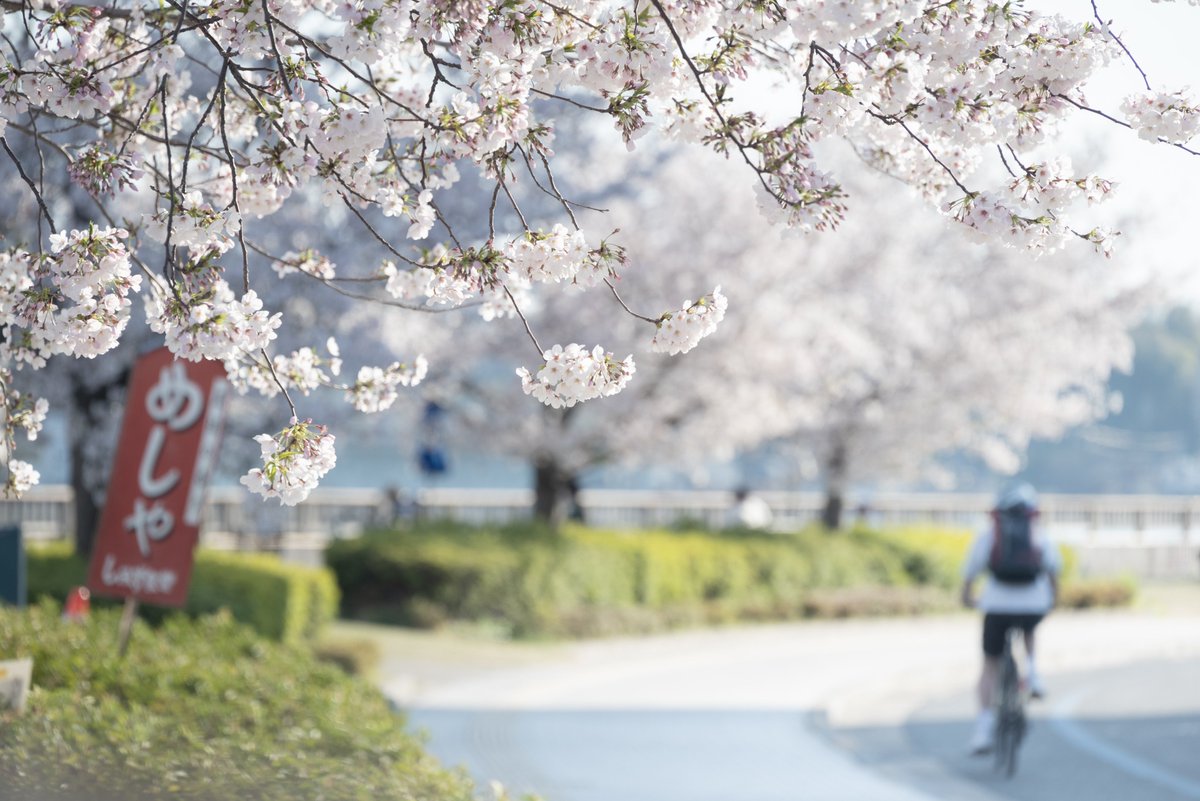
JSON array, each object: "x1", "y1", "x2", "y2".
[
  {"x1": 225, "y1": 339, "x2": 341, "y2": 398},
  {"x1": 650, "y1": 288, "x2": 729, "y2": 356},
  {"x1": 503, "y1": 225, "x2": 602, "y2": 287},
  {"x1": 272, "y1": 345, "x2": 343, "y2": 396},
  {"x1": 272, "y1": 250, "x2": 337, "y2": 280},
  {"x1": 0, "y1": 226, "x2": 140, "y2": 369},
  {"x1": 240, "y1": 419, "x2": 337, "y2": 506},
  {"x1": 1121, "y1": 90, "x2": 1200, "y2": 144},
  {"x1": 1009, "y1": 157, "x2": 1115, "y2": 209},
  {"x1": 7, "y1": 395, "x2": 48, "y2": 443},
  {"x1": 146, "y1": 276, "x2": 281, "y2": 363},
  {"x1": 0, "y1": 387, "x2": 48, "y2": 496},
  {"x1": 143, "y1": 192, "x2": 242, "y2": 255},
  {"x1": 5, "y1": 460, "x2": 39, "y2": 496},
  {"x1": 517, "y1": 344, "x2": 636, "y2": 409},
  {"x1": 348, "y1": 358, "x2": 429, "y2": 413},
  {"x1": 383, "y1": 260, "x2": 476, "y2": 308},
  {"x1": 947, "y1": 192, "x2": 1071, "y2": 254}
]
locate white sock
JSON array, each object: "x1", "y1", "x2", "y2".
[
  {"x1": 978, "y1": 708, "x2": 995, "y2": 727},
  {"x1": 1027, "y1": 655, "x2": 1039, "y2": 676}
]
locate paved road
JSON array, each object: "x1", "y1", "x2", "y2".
[
  {"x1": 395, "y1": 610, "x2": 1200, "y2": 801},
  {"x1": 833, "y1": 656, "x2": 1200, "y2": 801}
]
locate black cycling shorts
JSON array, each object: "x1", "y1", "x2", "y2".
[{"x1": 982, "y1": 613, "x2": 1043, "y2": 657}]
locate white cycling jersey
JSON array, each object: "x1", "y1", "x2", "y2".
[{"x1": 962, "y1": 524, "x2": 1062, "y2": 614}]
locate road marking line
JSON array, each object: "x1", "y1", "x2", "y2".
[{"x1": 1050, "y1": 687, "x2": 1200, "y2": 800}]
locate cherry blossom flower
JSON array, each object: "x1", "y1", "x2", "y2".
[
  {"x1": 650, "y1": 287, "x2": 728, "y2": 355},
  {"x1": 240, "y1": 419, "x2": 337, "y2": 506},
  {"x1": 517, "y1": 344, "x2": 636, "y2": 408}
]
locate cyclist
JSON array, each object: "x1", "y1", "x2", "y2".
[{"x1": 961, "y1": 483, "x2": 1061, "y2": 755}]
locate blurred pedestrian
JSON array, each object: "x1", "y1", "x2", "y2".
[
  {"x1": 728, "y1": 486, "x2": 773, "y2": 530},
  {"x1": 383, "y1": 486, "x2": 419, "y2": 527},
  {"x1": 961, "y1": 483, "x2": 1061, "y2": 755}
]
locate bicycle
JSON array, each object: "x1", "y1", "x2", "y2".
[{"x1": 992, "y1": 627, "x2": 1027, "y2": 777}]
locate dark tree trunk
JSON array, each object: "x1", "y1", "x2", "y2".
[
  {"x1": 68, "y1": 387, "x2": 102, "y2": 557},
  {"x1": 821, "y1": 441, "x2": 848, "y2": 531},
  {"x1": 821, "y1": 490, "x2": 844, "y2": 531},
  {"x1": 533, "y1": 459, "x2": 582, "y2": 527},
  {"x1": 67, "y1": 365, "x2": 132, "y2": 557}
]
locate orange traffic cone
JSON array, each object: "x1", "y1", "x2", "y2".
[{"x1": 63, "y1": 586, "x2": 91, "y2": 621}]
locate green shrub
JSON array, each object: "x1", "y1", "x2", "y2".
[
  {"x1": 1059, "y1": 577, "x2": 1136, "y2": 609},
  {"x1": 327, "y1": 521, "x2": 1130, "y2": 639},
  {"x1": 314, "y1": 636, "x2": 384, "y2": 678},
  {"x1": 326, "y1": 522, "x2": 947, "y2": 638},
  {"x1": 0, "y1": 602, "x2": 472, "y2": 801},
  {"x1": 23, "y1": 543, "x2": 85, "y2": 603},
  {"x1": 25, "y1": 544, "x2": 337, "y2": 643},
  {"x1": 188, "y1": 551, "x2": 339, "y2": 643}
]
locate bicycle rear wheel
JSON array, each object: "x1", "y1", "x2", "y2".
[{"x1": 993, "y1": 632, "x2": 1026, "y2": 777}]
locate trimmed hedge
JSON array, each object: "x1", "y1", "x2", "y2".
[
  {"x1": 326, "y1": 522, "x2": 942, "y2": 638},
  {"x1": 1059, "y1": 577, "x2": 1137, "y2": 608},
  {"x1": 26, "y1": 544, "x2": 338, "y2": 643},
  {"x1": 327, "y1": 522, "x2": 1131, "y2": 638},
  {"x1": 0, "y1": 602, "x2": 474, "y2": 801}
]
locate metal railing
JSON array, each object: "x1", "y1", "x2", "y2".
[
  {"x1": 9, "y1": 485, "x2": 1199, "y2": 546},
  {"x1": 13, "y1": 485, "x2": 1197, "y2": 577}
]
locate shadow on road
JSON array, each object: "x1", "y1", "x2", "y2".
[{"x1": 830, "y1": 700, "x2": 1200, "y2": 801}]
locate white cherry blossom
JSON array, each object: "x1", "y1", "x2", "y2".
[
  {"x1": 240, "y1": 419, "x2": 337, "y2": 506},
  {"x1": 517, "y1": 344, "x2": 636, "y2": 409},
  {"x1": 649, "y1": 287, "x2": 728, "y2": 356}
]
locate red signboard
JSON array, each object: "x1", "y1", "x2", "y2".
[{"x1": 87, "y1": 348, "x2": 228, "y2": 607}]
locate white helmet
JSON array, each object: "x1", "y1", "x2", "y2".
[{"x1": 996, "y1": 483, "x2": 1038, "y2": 513}]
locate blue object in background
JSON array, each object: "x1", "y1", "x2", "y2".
[
  {"x1": 0, "y1": 525, "x2": 25, "y2": 608},
  {"x1": 419, "y1": 446, "x2": 448, "y2": 475},
  {"x1": 418, "y1": 401, "x2": 449, "y2": 476}
]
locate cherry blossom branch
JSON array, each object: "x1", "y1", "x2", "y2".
[
  {"x1": 217, "y1": 73, "x2": 250, "y2": 292},
  {"x1": 866, "y1": 108, "x2": 975, "y2": 196},
  {"x1": 1004, "y1": 144, "x2": 1031, "y2": 175},
  {"x1": 605, "y1": 279, "x2": 661, "y2": 325},
  {"x1": 1, "y1": 136, "x2": 57, "y2": 233},
  {"x1": 487, "y1": 180, "x2": 502, "y2": 240},
  {"x1": 647, "y1": 0, "x2": 784, "y2": 204},
  {"x1": 1090, "y1": 0, "x2": 1152, "y2": 91},
  {"x1": 159, "y1": 80, "x2": 179, "y2": 287},
  {"x1": 179, "y1": 59, "x2": 226, "y2": 198},
  {"x1": 333, "y1": 194, "x2": 425, "y2": 268},
  {"x1": 260, "y1": 347, "x2": 298, "y2": 419},
  {"x1": 261, "y1": 13, "x2": 433, "y2": 124},
  {"x1": 500, "y1": 176, "x2": 530, "y2": 231},
  {"x1": 527, "y1": 146, "x2": 607, "y2": 217},
  {"x1": 1054, "y1": 93, "x2": 1200, "y2": 157},
  {"x1": 534, "y1": 0, "x2": 602, "y2": 33},
  {"x1": 503, "y1": 283, "x2": 544, "y2": 357},
  {"x1": 259, "y1": 0, "x2": 294, "y2": 98},
  {"x1": 530, "y1": 88, "x2": 608, "y2": 113},
  {"x1": 996, "y1": 144, "x2": 1018, "y2": 178},
  {"x1": 246, "y1": 241, "x2": 483, "y2": 312},
  {"x1": 90, "y1": 17, "x2": 216, "y2": 75},
  {"x1": 421, "y1": 38, "x2": 461, "y2": 106}
]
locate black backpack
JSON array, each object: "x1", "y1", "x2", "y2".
[{"x1": 988, "y1": 507, "x2": 1044, "y2": 584}]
